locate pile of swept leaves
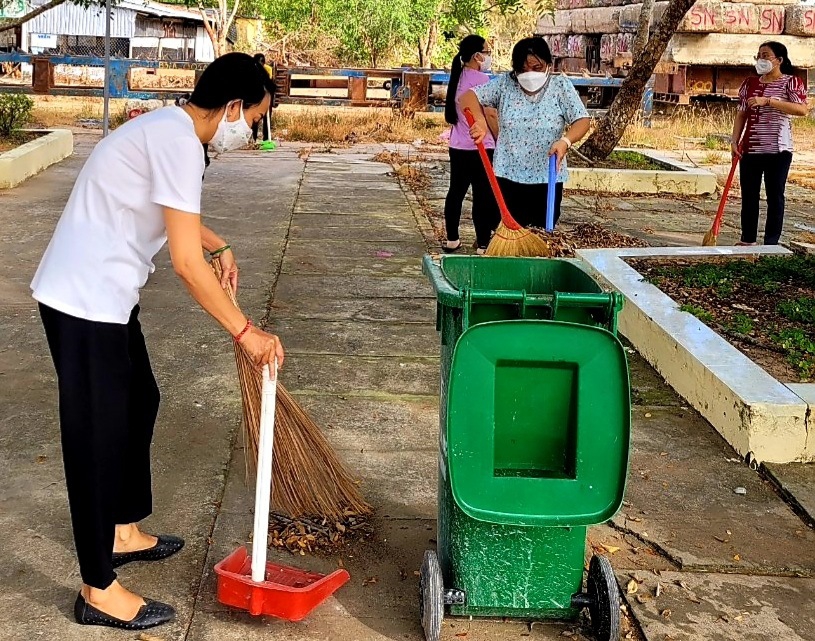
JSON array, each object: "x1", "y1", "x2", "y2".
[
  {"x1": 269, "y1": 512, "x2": 373, "y2": 556},
  {"x1": 533, "y1": 223, "x2": 648, "y2": 257}
]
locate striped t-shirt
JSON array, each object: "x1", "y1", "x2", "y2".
[{"x1": 738, "y1": 75, "x2": 807, "y2": 154}]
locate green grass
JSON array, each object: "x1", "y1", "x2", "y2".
[
  {"x1": 775, "y1": 328, "x2": 815, "y2": 380},
  {"x1": 606, "y1": 150, "x2": 668, "y2": 171},
  {"x1": 777, "y1": 297, "x2": 815, "y2": 325},
  {"x1": 679, "y1": 303, "x2": 714, "y2": 323},
  {"x1": 652, "y1": 256, "x2": 815, "y2": 297},
  {"x1": 730, "y1": 313, "x2": 754, "y2": 335}
]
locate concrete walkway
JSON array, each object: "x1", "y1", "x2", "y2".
[{"x1": 1, "y1": 136, "x2": 813, "y2": 641}]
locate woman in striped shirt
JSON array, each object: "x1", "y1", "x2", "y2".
[{"x1": 732, "y1": 41, "x2": 808, "y2": 245}]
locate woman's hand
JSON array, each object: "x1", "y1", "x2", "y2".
[
  {"x1": 238, "y1": 326, "x2": 285, "y2": 371},
  {"x1": 548, "y1": 138, "x2": 569, "y2": 172},
  {"x1": 469, "y1": 119, "x2": 489, "y2": 146},
  {"x1": 731, "y1": 141, "x2": 742, "y2": 158},
  {"x1": 746, "y1": 96, "x2": 770, "y2": 108},
  {"x1": 217, "y1": 248, "x2": 238, "y2": 292}
]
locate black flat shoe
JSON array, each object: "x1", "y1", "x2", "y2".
[
  {"x1": 112, "y1": 534, "x2": 184, "y2": 568},
  {"x1": 442, "y1": 240, "x2": 462, "y2": 253},
  {"x1": 74, "y1": 593, "x2": 175, "y2": 630}
]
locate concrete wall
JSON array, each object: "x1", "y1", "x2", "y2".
[{"x1": 0, "y1": 130, "x2": 73, "y2": 189}]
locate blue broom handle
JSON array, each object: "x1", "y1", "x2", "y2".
[{"x1": 546, "y1": 154, "x2": 557, "y2": 232}]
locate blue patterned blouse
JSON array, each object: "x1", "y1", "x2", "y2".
[{"x1": 472, "y1": 73, "x2": 589, "y2": 185}]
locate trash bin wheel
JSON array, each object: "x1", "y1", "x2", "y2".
[
  {"x1": 587, "y1": 555, "x2": 620, "y2": 641},
  {"x1": 419, "y1": 550, "x2": 443, "y2": 641}
]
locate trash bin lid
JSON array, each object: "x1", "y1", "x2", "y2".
[{"x1": 447, "y1": 320, "x2": 630, "y2": 527}]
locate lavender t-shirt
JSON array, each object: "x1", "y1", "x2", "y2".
[{"x1": 449, "y1": 68, "x2": 496, "y2": 151}]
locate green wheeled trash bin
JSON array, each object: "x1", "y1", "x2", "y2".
[{"x1": 421, "y1": 255, "x2": 631, "y2": 641}]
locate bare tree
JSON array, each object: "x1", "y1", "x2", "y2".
[
  {"x1": 580, "y1": 0, "x2": 696, "y2": 160},
  {"x1": 199, "y1": 0, "x2": 240, "y2": 58}
]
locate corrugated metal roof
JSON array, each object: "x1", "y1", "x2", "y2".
[
  {"x1": 25, "y1": 2, "x2": 137, "y2": 38},
  {"x1": 119, "y1": 1, "x2": 206, "y2": 23},
  {"x1": 23, "y1": 0, "x2": 205, "y2": 38}
]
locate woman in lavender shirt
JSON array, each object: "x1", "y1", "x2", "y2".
[{"x1": 443, "y1": 35, "x2": 500, "y2": 254}]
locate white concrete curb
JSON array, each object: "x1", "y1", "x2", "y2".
[
  {"x1": 566, "y1": 149, "x2": 717, "y2": 196},
  {"x1": 576, "y1": 246, "x2": 813, "y2": 464},
  {"x1": 0, "y1": 129, "x2": 73, "y2": 189}
]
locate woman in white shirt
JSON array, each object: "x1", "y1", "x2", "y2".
[{"x1": 31, "y1": 53, "x2": 284, "y2": 631}]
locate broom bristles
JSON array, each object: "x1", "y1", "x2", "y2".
[
  {"x1": 702, "y1": 228, "x2": 717, "y2": 247},
  {"x1": 485, "y1": 222, "x2": 551, "y2": 257},
  {"x1": 214, "y1": 262, "x2": 372, "y2": 520}
]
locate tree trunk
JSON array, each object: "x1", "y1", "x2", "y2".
[
  {"x1": 632, "y1": 0, "x2": 655, "y2": 58},
  {"x1": 580, "y1": 0, "x2": 696, "y2": 160},
  {"x1": 417, "y1": 21, "x2": 437, "y2": 68}
]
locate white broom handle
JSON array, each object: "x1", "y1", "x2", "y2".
[{"x1": 251, "y1": 361, "x2": 278, "y2": 582}]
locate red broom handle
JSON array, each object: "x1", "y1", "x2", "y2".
[
  {"x1": 463, "y1": 108, "x2": 521, "y2": 231},
  {"x1": 711, "y1": 89, "x2": 759, "y2": 236},
  {"x1": 711, "y1": 153, "x2": 740, "y2": 236}
]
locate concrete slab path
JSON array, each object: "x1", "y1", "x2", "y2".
[{"x1": 1, "y1": 137, "x2": 813, "y2": 641}]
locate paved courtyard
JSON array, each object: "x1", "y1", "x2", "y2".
[{"x1": 0, "y1": 132, "x2": 813, "y2": 640}]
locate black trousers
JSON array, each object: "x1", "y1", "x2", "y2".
[
  {"x1": 252, "y1": 108, "x2": 271, "y2": 142},
  {"x1": 497, "y1": 177, "x2": 564, "y2": 229},
  {"x1": 40, "y1": 304, "x2": 159, "y2": 589},
  {"x1": 444, "y1": 148, "x2": 500, "y2": 248},
  {"x1": 739, "y1": 151, "x2": 792, "y2": 245}
]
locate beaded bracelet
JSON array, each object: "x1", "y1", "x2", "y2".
[
  {"x1": 210, "y1": 244, "x2": 231, "y2": 258},
  {"x1": 234, "y1": 319, "x2": 252, "y2": 343}
]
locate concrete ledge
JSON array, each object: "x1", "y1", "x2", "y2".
[
  {"x1": 0, "y1": 129, "x2": 73, "y2": 189},
  {"x1": 577, "y1": 246, "x2": 812, "y2": 464},
  {"x1": 565, "y1": 149, "x2": 717, "y2": 195}
]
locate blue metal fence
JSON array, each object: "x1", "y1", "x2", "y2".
[{"x1": 0, "y1": 53, "x2": 650, "y2": 117}]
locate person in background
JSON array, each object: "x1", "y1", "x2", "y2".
[
  {"x1": 459, "y1": 36, "x2": 590, "y2": 229},
  {"x1": 253, "y1": 53, "x2": 274, "y2": 142},
  {"x1": 733, "y1": 41, "x2": 808, "y2": 246},
  {"x1": 31, "y1": 53, "x2": 284, "y2": 631},
  {"x1": 442, "y1": 34, "x2": 500, "y2": 254}
]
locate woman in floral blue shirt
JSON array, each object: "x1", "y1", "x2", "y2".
[{"x1": 459, "y1": 37, "x2": 590, "y2": 228}]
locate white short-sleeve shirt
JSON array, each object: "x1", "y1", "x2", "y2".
[{"x1": 31, "y1": 106, "x2": 205, "y2": 324}]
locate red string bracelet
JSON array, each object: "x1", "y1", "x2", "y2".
[{"x1": 234, "y1": 319, "x2": 252, "y2": 343}]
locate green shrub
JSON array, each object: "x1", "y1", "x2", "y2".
[{"x1": 0, "y1": 94, "x2": 34, "y2": 138}]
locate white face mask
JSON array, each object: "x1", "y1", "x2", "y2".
[
  {"x1": 755, "y1": 58, "x2": 774, "y2": 75},
  {"x1": 479, "y1": 54, "x2": 492, "y2": 73},
  {"x1": 209, "y1": 101, "x2": 252, "y2": 154},
  {"x1": 516, "y1": 71, "x2": 549, "y2": 93}
]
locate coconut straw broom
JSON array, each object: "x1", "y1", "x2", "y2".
[
  {"x1": 463, "y1": 108, "x2": 550, "y2": 258},
  {"x1": 212, "y1": 261, "x2": 372, "y2": 521}
]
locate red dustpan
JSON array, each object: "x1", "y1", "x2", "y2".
[{"x1": 214, "y1": 363, "x2": 350, "y2": 620}]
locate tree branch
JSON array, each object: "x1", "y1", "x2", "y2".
[
  {"x1": 226, "y1": 0, "x2": 240, "y2": 34},
  {"x1": 0, "y1": 0, "x2": 68, "y2": 34},
  {"x1": 198, "y1": 3, "x2": 219, "y2": 55}
]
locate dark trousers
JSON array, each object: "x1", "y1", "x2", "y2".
[
  {"x1": 252, "y1": 109, "x2": 271, "y2": 142},
  {"x1": 444, "y1": 148, "x2": 500, "y2": 248},
  {"x1": 739, "y1": 151, "x2": 792, "y2": 245},
  {"x1": 497, "y1": 177, "x2": 564, "y2": 229},
  {"x1": 40, "y1": 304, "x2": 159, "y2": 589}
]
